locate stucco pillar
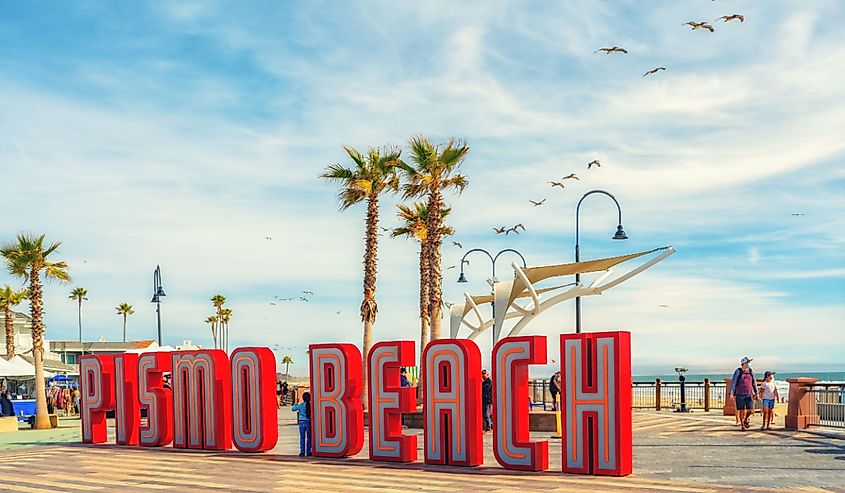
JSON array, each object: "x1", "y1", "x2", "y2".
[{"x1": 785, "y1": 378, "x2": 819, "y2": 430}]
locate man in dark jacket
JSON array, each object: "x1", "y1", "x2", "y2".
[
  {"x1": 0, "y1": 390, "x2": 15, "y2": 417},
  {"x1": 481, "y1": 369, "x2": 493, "y2": 432}
]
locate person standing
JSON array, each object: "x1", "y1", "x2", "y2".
[
  {"x1": 400, "y1": 368, "x2": 411, "y2": 388},
  {"x1": 281, "y1": 381, "x2": 289, "y2": 406},
  {"x1": 729, "y1": 357, "x2": 759, "y2": 431},
  {"x1": 481, "y1": 369, "x2": 493, "y2": 432},
  {"x1": 291, "y1": 392, "x2": 312, "y2": 456},
  {"x1": 759, "y1": 371, "x2": 779, "y2": 431},
  {"x1": 0, "y1": 390, "x2": 14, "y2": 417},
  {"x1": 549, "y1": 371, "x2": 561, "y2": 411}
]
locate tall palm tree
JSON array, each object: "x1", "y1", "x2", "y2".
[
  {"x1": 1, "y1": 234, "x2": 70, "y2": 429},
  {"x1": 220, "y1": 308, "x2": 232, "y2": 352},
  {"x1": 204, "y1": 315, "x2": 218, "y2": 349},
  {"x1": 281, "y1": 355, "x2": 293, "y2": 380},
  {"x1": 69, "y1": 287, "x2": 88, "y2": 342},
  {"x1": 210, "y1": 294, "x2": 226, "y2": 350},
  {"x1": 115, "y1": 303, "x2": 134, "y2": 343},
  {"x1": 391, "y1": 202, "x2": 453, "y2": 395},
  {"x1": 321, "y1": 145, "x2": 402, "y2": 409},
  {"x1": 398, "y1": 136, "x2": 469, "y2": 342},
  {"x1": 0, "y1": 285, "x2": 29, "y2": 358}
]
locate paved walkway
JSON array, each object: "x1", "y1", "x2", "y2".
[{"x1": 0, "y1": 411, "x2": 842, "y2": 492}]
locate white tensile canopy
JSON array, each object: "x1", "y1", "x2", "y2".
[
  {"x1": 450, "y1": 246, "x2": 675, "y2": 341},
  {"x1": 0, "y1": 355, "x2": 56, "y2": 378}
]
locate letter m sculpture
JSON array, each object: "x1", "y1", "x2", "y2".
[{"x1": 560, "y1": 331, "x2": 632, "y2": 476}]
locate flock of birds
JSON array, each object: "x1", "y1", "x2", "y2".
[{"x1": 269, "y1": 290, "x2": 314, "y2": 306}]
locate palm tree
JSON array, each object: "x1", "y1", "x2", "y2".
[
  {"x1": 0, "y1": 285, "x2": 29, "y2": 358},
  {"x1": 391, "y1": 202, "x2": 453, "y2": 395},
  {"x1": 204, "y1": 315, "x2": 218, "y2": 349},
  {"x1": 398, "y1": 136, "x2": 469, "y2": 342},
  {"x1": 281, "y1": 355, "x2": 293, "y2": 380},
  {"x1": 220, "y1": 308, "x2": 232, "y2": 352},
  {"x1": 1, "y1": 234, "x2": 70, "y2": 429},
  {"x1": 69, "y1": 287, "x2": 88, "y2": 342},
  {"x1": 210, "y1": 294, "x2": 226, "y2": 350},
  {"x1": 115, "y1": 303, "x2": 134, "y2": 343},
  {"x1": 321, "y1": 145, "x2": 402, "y2": 409}
]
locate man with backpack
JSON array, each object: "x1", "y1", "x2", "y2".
[{"x1": 729, "y1": 356, "x2": 759, "y2": 431}]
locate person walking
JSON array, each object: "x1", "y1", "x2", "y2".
[
  {"x1": 281, "y1": 381, "x2": 289, "y2": 407},
  {"x1": 549, "y1": 371, "x2": 561, "y2": 411},
  {"x1": 759, "y1": 371, "x2": 779, "y2": 430},
  {"x1": 481, "y1": 369, "x2": 493, "y2": 432},
  {"x1": 291, "y1": 391, "x2": 312, "y2": 456},
  {"x1": 729, "y1": 357, "x2": 759, "y2": 431}
]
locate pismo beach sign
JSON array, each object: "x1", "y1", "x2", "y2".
[{"x1": 80, "y1": 331, "x2": 632, "y2": 476}]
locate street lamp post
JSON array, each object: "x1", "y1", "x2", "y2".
[
  {"x1": 575, "y1": 190, "x2": 628, "y2": 334},
  {"x1": 457, "y1": 248, "x2": 527, "y2": 344},
  {"x1": 151, "y1": 265, "x2": 166, "y2": 346}
]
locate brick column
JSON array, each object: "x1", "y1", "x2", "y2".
[
  {"x1": 785, "y1": 378, "x2": 819, "y2": 430},
  {"x1": 723, "y1": 378, "x2": 735, "y2": 416}
]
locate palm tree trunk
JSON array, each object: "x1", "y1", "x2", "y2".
[
  {"x1": 77, "y1": 298, "x2": 82, "y2": 342},
  {"x1": 29, "y1": 268, "x2": 50, "y2": 429},
  {"x1": 122, "y1": 314, "x2": 127, "y2": 343},
  {"x1": 360, "y1": 194, "x2": 380, "y2": 411},
  {"x1": 417, "y1": 241, "x2": 430, "y2": 399},
  {"x1": 4, "y1": 307, "x2": 14, "y2": 358},
  {"x1": 427, "y1": 188, "x2": 444, "y2": 342}
]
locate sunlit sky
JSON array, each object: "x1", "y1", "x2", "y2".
[{"x1": 1, "y1": 1, "x2": 843, "y2": 375}]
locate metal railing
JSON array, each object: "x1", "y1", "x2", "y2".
[{"x1": 809, "y1": 383, "x2": 845, "y2": 429}]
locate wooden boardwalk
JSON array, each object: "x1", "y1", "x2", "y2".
[{"x1": 0, "y1": 411, "x2": 842, "y2": 492}]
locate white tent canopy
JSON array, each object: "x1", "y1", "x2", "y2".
[{"x1": 0, "y1": 355, "x2": 55, "y2": 378}]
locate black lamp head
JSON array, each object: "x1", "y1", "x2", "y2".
[
  {"x1": 156, "y1": 287, "x2": 167, "y2": 298},
  {"x1": 150, "y1": 294, "x2": 159, "y2": 303},
  {"x1": 613, "y1": 224, "x2": 628, "y2": 240},
  {"x1": 457, "y1": 272, "x2": 468, "y2": 283}
]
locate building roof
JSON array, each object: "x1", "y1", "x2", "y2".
[{"x1": 49, "y1": 340, "x2": 158, "y2": 352}]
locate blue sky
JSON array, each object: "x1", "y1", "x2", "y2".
[{"x1": 1, "y1": 1, "x2": 843, "y2": 374}]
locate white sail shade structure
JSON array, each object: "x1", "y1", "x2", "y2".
[{"x1": 449, "y1": 246, "x2": 675, "y2": 341}]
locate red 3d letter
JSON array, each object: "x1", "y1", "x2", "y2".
[
  {"x1": 172, "y1": 350, "x2": 232, "y2": 451},
  {"x1": 367, "y1": 340, "x2": 417, "y2": 462},
  {"x1": 493, "y1": 335, "x2": 549, "y2": 471},
  {"x1": 422, "y1": 339, "x2": 483, "y2": 466},
  {"x1": 230, "y1": 347, "x2": 278, "y2": 452},
  {"x1": 560, "y1": 331, "x2": 632, "y2": 476},
  {"x1": 113, "y1": 353, "x2": 140, "y2": 445},
  {"x1": 138, "y1": 352, "x2": 173, "y2": 447},
  {"x1": 309, "y1": 343, "x2": 364, "y2": 457},
  {"x1": 80, "y1": 355, "x2": 115, "y2": 444}
]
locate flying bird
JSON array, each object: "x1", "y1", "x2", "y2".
[
  {"x1": 643, "y1": 67, "x2": 667, "y2": 77},
  {"x1": 335, "y1": 311, "x2": 341, "y2": 315},
  {"x1": 594, "y1": 46, "x2": 628, "y2": 54},
  {"x1": 446, "y1": 265, "x2": 456, "y2": 270},
  {"x1": 562, "y1": 173, "x2": 579, "y2": 180},
  {"x1": 791, "y1": 213, "x2": 805, "y2": 216},
  {"x1": 658, "y1": 304, "x2": 671, "y2": 309},
  {"x1": 302, "y1": 290, "x2": 314, "y2": 295},
  {"x1": 453, "y1": 241, "x2": 463, "y2": 248},
  {"x1": 379, "y1": 227, "x2": 390, "y2": 232},
  {"x1": 715, "y1": 14, "x2": 744, "y2": 23},
  {"x1": 265, "y1": 236, "x2": 272, "y2": 240},
  {"x1": 299, "y1": 296, "x2": 310, "y2": 302},
  {"x1": 529, "y1": 199, "x2": 546, "y2": 206},
  {"x1": 684, "y1": 21, "x2": 715, "y2": 32},
  {"x1": 550, "y1": 181, "x2": 565, "y2": 189},
  {"x1": 270, "y1": 302, "x2": 276, "y2": 306},
  {"x1": 513, "y1": 223, "x2": 526, "y2": 232},
  {"x1": 494, "y1": 227, "x2": 508, "y2": 234},
  {"x1": 587, "y1": 160, "x2": 601, "y2": 169}
]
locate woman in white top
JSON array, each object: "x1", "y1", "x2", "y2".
[{"x1": 758, "y1": 371, "x2": 779, "y2": 430}]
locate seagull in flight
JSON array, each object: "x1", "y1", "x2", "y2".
[
  {"x1": 265, "y1": 236, "x2": 272, "y2": 240},
  {"x1": 529, "y1": 199, "x2": 546, "y2": 206},
  {"x1": 643, "y1": 67, "x2": 666, "y2": 77},
  {"x1": 594, "y1": 46, "x2": 628, "y2": 54},
  {"x1": 715, "y1": 14, "x2": 744, "y2": 23},
  {"x1": 550, "y1": 181, "x2": 565, "y2": 189},
  {"x1": 494, "y1": 227, "x2": 507, "y2": 235},
  {"x1": 562, "y1": 173, "x2": 579, "y2": 180},
  {"x1": 684, "y1": 21, "x2": 715, "y2": 32},
  {"x1": 587, "y1": 160, "x2": 601, "y2": 169},
  {"x1": 453, "y1": 241, "x2": 463, "y2": 248},
  {"x1": 302, "y1": 290, "x2": 314, "y2": 296}
]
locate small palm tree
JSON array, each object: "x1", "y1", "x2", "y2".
[
  {"x1": 391, "y1": 202, "x2": 453, "y2": 395},
  {"x1": 115, "y1": 303, "x2": 134, "y2": 343},
  {"x1": 204, "y1": 315, "x2": 218, "y2": 349},
  {"x1": 210, "y1": 294, "x2": 226, "y2": 349},
  {"x1": 219, "y1": 308, "x2": 232, "y2": 352},
  {"x1": 69, "y1": 287, "x2": 88, "y2": 342},
  {"x1": 398, "y1": 136, "x2": 469, "y2": 342},
  {"x1": 321, "y1": 145, "x2": 403, "y2": 410},
  {"x1": 281, "y1": 355, "x2": 293, "y2": 380},
  {"x1": 1, "y1": 234, "x2": 70, "y2": 429},
  {"x1": 0, "y1": 285, "x2": 29, "y2": 358}
]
